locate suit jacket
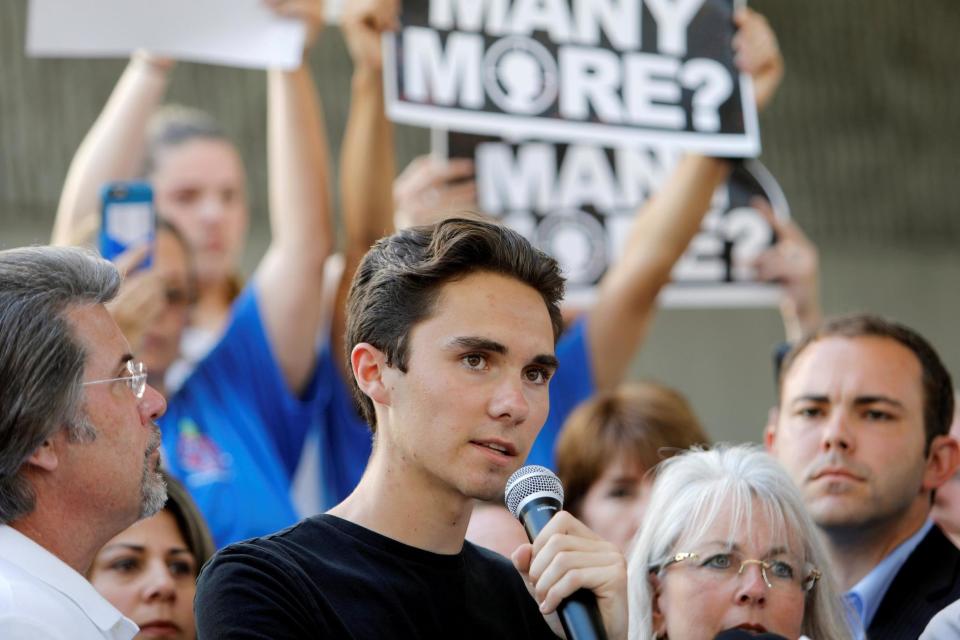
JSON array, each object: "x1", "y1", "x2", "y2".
[{"x1": 868, "y1": 525, "x2": 960, "y2": 640}]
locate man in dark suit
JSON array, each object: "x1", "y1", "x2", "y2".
[{"x1": 765, "y1": 314, "x2": 960, "y2": 640}]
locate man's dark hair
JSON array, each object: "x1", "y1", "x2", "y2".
[
  {"x1": 345, "y1": 218, "x2": 565, "y2": 430},
  {"x1": 779, "y1": 313, "x2": 955, "y2": 450}
]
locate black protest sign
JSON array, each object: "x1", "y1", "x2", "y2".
[
  {"x1": 443, "y1": 131, "x2": 786, "y2": 307},
  {"x1": 386, "y1": 0, "x2": 760, "y2": 157}
]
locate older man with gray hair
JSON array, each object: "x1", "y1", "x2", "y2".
[{"x1": 0, "y1": 246, "x2": 167, "y2": 639}]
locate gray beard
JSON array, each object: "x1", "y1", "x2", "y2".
[{"x1": 139, "y1": 426, "x2": 167, "y2": 518}]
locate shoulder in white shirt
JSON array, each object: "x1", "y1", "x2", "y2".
[{"x1": 0, "y1": 525, "x2": 137, "y2": 640}]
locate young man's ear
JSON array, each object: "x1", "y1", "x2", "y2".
[
  {"x1": 763, "y1": 406, "x2": 779, "y2": 452},
  {"x1": 351, "y1": 343, "x2": 392, "y2": 407}
]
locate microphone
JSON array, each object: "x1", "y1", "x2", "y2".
[{"x1": 504, "y1": 465, "x2": 608, "y2": 640}]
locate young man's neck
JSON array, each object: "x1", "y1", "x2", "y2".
[
  {"x1": 329, "y1": 449, "x2": 476, "y2": 555},
  {"x1": 821, "y1": 499, "x2": 931, "y2": 590}
]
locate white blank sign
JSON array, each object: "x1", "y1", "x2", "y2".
[{"x1": 27, "y1": 0, "x2": 306, "y2": 70}]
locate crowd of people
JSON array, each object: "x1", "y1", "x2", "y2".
[{"x1": 1, "y1": 1, "x2": 958, "y2": 639}]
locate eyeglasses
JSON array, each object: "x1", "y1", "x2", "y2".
[
  {"x1": 654, "y1": 550, "x2": 821, "y2": 593},
  {"x1": 82, "y1": 360, "x2": 148, "y2": 399}
]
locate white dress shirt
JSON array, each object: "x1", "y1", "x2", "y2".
[{"x1": 0, "y1": 525, "x2": 138, "y2": 639}]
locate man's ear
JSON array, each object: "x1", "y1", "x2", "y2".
[
  {"x1": 923, "y1": 434, "x2": 960, "y2": 492},
  {"x1": 351, "y1": 343, "x2": 392, "y2": 407},
  {"x1": 26, "y1": 437, "x2": 61, "y2": 472},
  {"x1": 649, "y1": 572, "x2": 666, "y2": 638},
  {"x1": 763, "y1": 406, "x2": 779, "y2": 452}
]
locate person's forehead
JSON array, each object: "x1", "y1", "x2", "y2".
[
  {"x1": 155, "y1": 230, "x2": 192, "y2": 281},
  {"x1": 783, "y1": 335, "x2": 924, "y2": 400},
  {"x1": 680, "y1": 501, "x2": 797, "y2": 554},
  {"x1": 64, "y1": 303, "x2": 130, "y2": 375},
  {"x1": 596, "y1": 452, "x2": 648, "y2": 481},
  {"x1": 108, "y1": 509, "x2": 188, "y2": 550},
  {"x1": 154, "y1": 137, "x2": 241, "y2": 173},
  {"x1": 425, "y1": 272, "x2": 555, "y2": 346}
]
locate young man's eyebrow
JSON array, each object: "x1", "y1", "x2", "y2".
[
  {"x1": 531, "y1": 354, "x2": 559, "y2": 370},
  {"x1": 446, "y1": 336, "x2": 507, "y2": 355},
  {"x1": 789, "y1": 394, "x2": 829, "y2": 405},
  {"x1": 853, "y1": 395, "x2": 905, "y2": 409},
  {"x1": 445, "y1": 337, "x2": 557, "y2": 370}
]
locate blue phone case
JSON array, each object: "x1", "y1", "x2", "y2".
[{"x1": 99, "y1": 181, "x2": 155, "y2": 270}]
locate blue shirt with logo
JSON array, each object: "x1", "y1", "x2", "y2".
[
  {"x1": 312, "y1": 318, "x2": 595, "y2": 507},
  {"x1": 160, "y1": 286, "x2": 328, "y2": 548}
]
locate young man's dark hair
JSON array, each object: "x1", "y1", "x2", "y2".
[
  {"x1": 345, "y1": 217, "x2": 565, "y2": 429},
  {"x1": 779, "y1": 313, "x2": 954, "y2": 451}
]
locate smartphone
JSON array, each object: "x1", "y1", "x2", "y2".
[{"x1": 99, "y1": 181, "x2": 155, "y2": 270}]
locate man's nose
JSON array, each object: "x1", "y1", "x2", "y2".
[
  {"x1": 488, "y1": 376, "x2": 530, "y2": 425},
  {"x1": 139, "y1": 383, "x2": 167, "y2": 424},
  {"x1": 820, "y1": 410, "x2": 853, "y2": 453}
]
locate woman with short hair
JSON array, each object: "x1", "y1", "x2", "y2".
[{"x1": 628, "y1": 445, "x2": 851, "y2": 640}]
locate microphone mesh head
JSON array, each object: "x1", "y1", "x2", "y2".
[{"x1": 504, "y1": 465, "x2": 564, "y2": 518}]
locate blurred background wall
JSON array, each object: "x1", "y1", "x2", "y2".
[{"x1": 1, "y1": 0, "x2": 957, "y2": 443}]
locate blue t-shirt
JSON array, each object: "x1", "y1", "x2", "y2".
[
  {"x1": 161, "y1": 286, "x2": 328, "y2": 548},
  {"x1": 315, "y1": 318, "x2": 595, "y2": 506}
]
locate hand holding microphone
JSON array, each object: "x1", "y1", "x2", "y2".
[{"x1": 505, "y1": 466, "x2": 628, "y2": 640}]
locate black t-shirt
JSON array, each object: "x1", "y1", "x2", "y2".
[{"x1": 195, "y1": 514, "x2": 557, "y2": 639}]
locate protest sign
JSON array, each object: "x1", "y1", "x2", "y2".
[
  {"x1": 27, "y1": 0, "x2": 305, "y2": 70},
  {"x1": 387, "y1": 0, "x2": 758, "y2": 156},
  {"x1": 440, "y1": 130, "x2": 787, "y2": 307}
]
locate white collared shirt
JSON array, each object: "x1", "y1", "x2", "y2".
[{"x1": 0, "y1": 525, "x2": 138, "y2": 639}]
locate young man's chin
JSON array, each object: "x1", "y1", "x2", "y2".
[{"x1": 465, "y1": 474, "x2": 514, "y2": 504}]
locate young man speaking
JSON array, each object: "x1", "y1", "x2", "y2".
[{"x1": 196, "y1": 219, "x2": 627, "y2": 639}]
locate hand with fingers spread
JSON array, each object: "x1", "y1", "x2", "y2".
[
  {"x1": 341, "y1": 0, "x2": 400, "y2": 72},
  {"x1": 393, "y1": 155, "x2": 479, "y2": 229},
  {"x1": 105, "y1": 244, "x2": 169, "y2": 352},
  {"x1": 265, "y1": 0, "x2": 325, "y2": 50},
  {"x1": 733, "y1": 7, "x2": 784, "y2": 112},
  {"x1": 750, "y1": 199, "x2": 822, "y2": 342},
  {"x1": 511, "y1": 511, "x2": 628, "y2": 640}
]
